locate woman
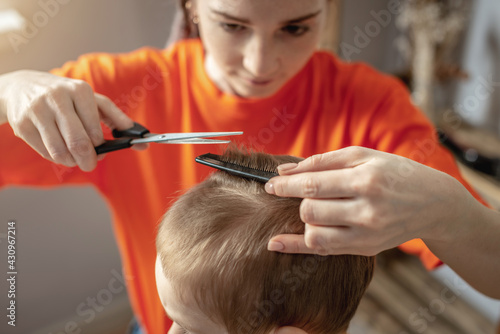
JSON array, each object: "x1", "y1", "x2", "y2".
[{"x1": 0, "y1": 0, "x2": 490, "y2": 332}]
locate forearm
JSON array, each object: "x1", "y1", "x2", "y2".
[{"x1": 424, "y1": 199, "x2": 500, "y2": 299}]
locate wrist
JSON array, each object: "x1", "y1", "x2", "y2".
[{"x1": 421, "y1": 177, "x2": 476, "y2": 247}]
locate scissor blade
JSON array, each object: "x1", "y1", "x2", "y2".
[
  {"x1": 165, "y1": 138, "x2": 231, "y2": 144},
  {"x1": 130, "y1": 131, "x2": 243, "y2": 144}
]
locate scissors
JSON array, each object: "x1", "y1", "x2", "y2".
[{"x1": 95, "y1": 122, "x2": 243, "y2": 154}]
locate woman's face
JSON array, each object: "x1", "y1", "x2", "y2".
[{"x1": 194, "y1": 0, "x2": 327, "y2": 98}]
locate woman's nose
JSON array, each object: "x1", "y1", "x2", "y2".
[{"x1": 242, "y1": 35, "x2": 280, "y2": 78}]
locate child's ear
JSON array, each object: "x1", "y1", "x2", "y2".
[{"x1": 274, "y1": 326, "x2": 308, "y2": 334}]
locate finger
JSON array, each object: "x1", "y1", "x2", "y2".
[
  {"x1": 268, "y1": 234, "x2": 317, "y2": 254},
  {"x1": 304, "y1": 223, "x2": 383, "y2": 256},
  {"x1": 277, "y1": 146, "x2": 374, "y2": 175},
  {"x1": 70, "y1": 81, "x2": 104, "y2": 147},
  {"x1": 299, "y1": 198, "x2": 359, "y2": 226},
  {"x1": 35, "y1": 116, "x2": 77, "y2": 167},
  {"x1": 16, "y1": 121, "x2": 56, "y2": 163},
  {"x1": 95, "y1": 93, "x2": 133, "y2": 131},
  {"x1": 266, "y1": 169, "x2": 359, "y2": 198},
  {"x1": 52, "y1": 95, "x2": 97, "y2": 171},
  {"x1": 95, "y1": 94, "x2": 149, "y2": 151},
  {"x1": 268, "y1": 226, "x2": 345, "y2": 256}
]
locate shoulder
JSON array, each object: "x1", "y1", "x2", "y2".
[
  {"x1": 308, "y1": 50, "x2": 408, "y2": 101},
  {"x1": 50, "y1": 39, "x2": 203, "y2": 84}
]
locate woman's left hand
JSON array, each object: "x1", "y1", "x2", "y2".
[{"x1": 265, "y1": 146, "x2": 471, "y2": 256}]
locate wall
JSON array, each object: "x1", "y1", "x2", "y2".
[
  {"x1": 0, "y1": 1, "x2": 175, "y2": 333},
  {"x1": 453, "y1": 0, "x2": 500, "y2": 136}
]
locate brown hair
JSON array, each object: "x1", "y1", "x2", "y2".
[
  {"x1": 156, "y1": 148, "x2": 374, "y2": 334},
  {"x1": 178, "y1": 0, "x2": 200, "y2": 39}
]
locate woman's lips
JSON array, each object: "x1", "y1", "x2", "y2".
[{"x1": 244, "y1": 77, "x2": 273, "y2": 86}]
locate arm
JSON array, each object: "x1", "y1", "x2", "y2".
[
  {"x1": 423, "y1": 192, "x2": 500, "y2": 299},
  {"x1": 265, "y1": 147, "x2": 500, "y2": 298}
]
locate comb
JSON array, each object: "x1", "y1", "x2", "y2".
[{"x1": 195, "y1": 153, "x2": 279, "y2": 183}]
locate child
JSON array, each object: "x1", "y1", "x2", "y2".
[{"x1": 156, "y1": 149, "x2": 374, "y2": 334}]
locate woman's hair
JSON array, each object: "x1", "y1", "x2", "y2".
[
  {"x1": 177, "y1": 0, "x2": 200, "y2": 39},
  {"x1": 156, "y1": 148, "x2": 374, "y2": 334}
]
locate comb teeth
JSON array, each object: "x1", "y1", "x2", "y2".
[{"x1": 195, "y1": 153, "x2": 279, "y2": 183}]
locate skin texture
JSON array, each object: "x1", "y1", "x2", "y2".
[{"x1": 265, "y1": 147, "x2": 500, "y2": 299}]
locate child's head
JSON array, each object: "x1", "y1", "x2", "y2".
[{"x1": 156, "y1": 149, "x2": 374, "y2": 334}]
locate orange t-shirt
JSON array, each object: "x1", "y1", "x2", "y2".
[{"x1": 0, "y1": 38, "x2": 485, "y2": 334}]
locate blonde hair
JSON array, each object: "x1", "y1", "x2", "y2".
[{"x1": 156, "y1": 148, "x2": 374, "y2": 334}]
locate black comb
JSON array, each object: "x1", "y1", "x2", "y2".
[{"x1": 195, "y1": 153, "x2": 279, "y2": 183}]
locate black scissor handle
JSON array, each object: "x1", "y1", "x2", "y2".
[
  {"x1": 95, "y1": 122, "x2": 150, "y2": 155},
  {"x1": 112, "y1": 122, "x2": 150, "y2": 138},
  {"x1": 95, "y1": 138, "x2": 133, "y2": 155}
]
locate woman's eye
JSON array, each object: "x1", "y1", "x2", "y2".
[
  {"x1": 219, "y1": 23, "x2": 245, "y2": 33},
  {"x1": 282, "y1": 25, "x2": 309, "y2": 36}
]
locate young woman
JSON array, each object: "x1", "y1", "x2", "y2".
[{"x1": 0, "y1": 0, "x2": 493, "y2": 332}]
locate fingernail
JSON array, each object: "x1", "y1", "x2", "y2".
[
  {"x1": 277, "y1": 163, "x2": 298, "y2": 173},
  {"x1": 268, "y1": 241, "x2": 284, "y2": 251},
  {"x1": 265, "y1": 182, "x2": 275, "y2": 195},
  {"x1": 97, "y1": 154, "x2": 106, "y2": 161}
]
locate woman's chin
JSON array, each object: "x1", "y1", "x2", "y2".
[{"x1": 230, "y1": 80, "x2": 282, "y2": 99}]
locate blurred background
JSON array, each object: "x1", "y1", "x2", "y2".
[{"x1": 0, "y1": 0, "x2": 499, "y2": 333}]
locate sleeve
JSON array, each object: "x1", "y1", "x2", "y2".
[
  {"x1": 368, "y1": 78, "x2": 486, "y2": 205},
  {"x1": 0, "y1": 123, "x2": 102, "y2": 188},
  {"x1": 353, "y1": 70, "x2": 489, "y2": 270}
]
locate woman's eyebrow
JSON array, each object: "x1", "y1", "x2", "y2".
[
  {"x1": 209, "y1": 9, "x2": 322, "y2": 25},
  {"x1": 281, "y1": 10, "x2": 322, "y2": 24},
  {"x1": 210, "y1": 9, "x2": 250, "y2": 24}
]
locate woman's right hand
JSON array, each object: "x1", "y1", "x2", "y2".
[{"x1": 0, "y1": 70, "x2": 136, "y2": 171}]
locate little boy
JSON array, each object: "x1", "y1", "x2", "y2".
[{"x1": 155, "y1": 149, "x2": 374, "y2": 334}]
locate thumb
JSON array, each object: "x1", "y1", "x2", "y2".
[
  {"x1": 95, "y1": 93, "x2": 148, "y2": 151},
  {"x1": 267, "y1": 235, "x2": 318, "y2": 255},
  {"x1": 278, "y1": 146, "x2": 374, "y2": 176},
  {"x1": 95, "y1": 93, "x2": 133, "y2": 131}
]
